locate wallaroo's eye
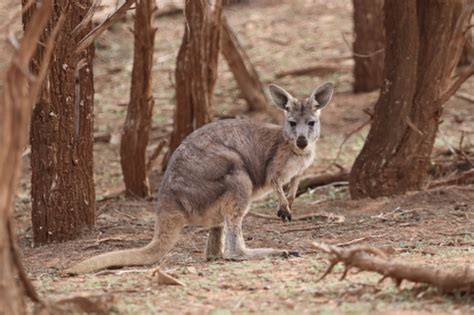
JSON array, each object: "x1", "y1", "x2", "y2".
[
  {"x1": 308, "y1": 121, "x2": 316, "y2": 127},
  {"x1": 289, "y1": 121, "x2": 297, "y2": 127}
]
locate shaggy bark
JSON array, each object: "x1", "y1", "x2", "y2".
[
  {"x1": 165, "y1": 0, "x2": 223, "y2": 167},
  {"x1": 312, "y1": 242, "x2": 474, "y2": 293},
  {"x1": 350, "y1": 0, "x2": 472, "y2": 199},
  {"x1": 221, "y1": 16, "x2": 268, "y2": 112},
  {"x1": 1, "y1": 1, "x2": 58, "y2": 313},
  {"x1": 27, "y1": 0, "x2": 96, "y2": 244},
  {"x1": 353, "y1": 0, "x2": 385, "y2": 92},
  {"x1": 120, "y1": 0, "x2": 156, "y2": 198}
]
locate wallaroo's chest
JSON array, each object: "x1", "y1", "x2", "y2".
[{"x1": 277, "y1": 147, "x2": 316, "y2": 184}]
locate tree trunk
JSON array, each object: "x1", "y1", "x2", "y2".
[
  {"x1": 352, "y1": 0, "x2": 385, "y2": 93},
  {"x1": 221, "y1": 16, "x2": 269, "y2": 112},
  {"x1": 164, "y1": 0, "x2": 223, "y2": 168},
  {"x1": 1, "y1": 1, "x2": 55, "y2": 312},
  {"x1": 350, "y1": 0, "x2": 471, "y2": 199},
  {"x1": 120, "y1": 0, "x2": 156, "y2": 198},
  {"x1": 28, "y1": 1, "x2": 96, "y2": 245}
]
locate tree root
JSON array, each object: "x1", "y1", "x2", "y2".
[{"x1": 311, "y1": 242, "x2": 474, "y2": 293}]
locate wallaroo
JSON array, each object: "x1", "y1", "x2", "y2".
[{"x1": 66, "y1": 82, "x2": 334, "y2": 274}]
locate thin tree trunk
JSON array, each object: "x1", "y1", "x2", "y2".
[
  {"x1": 350, "y1": 0, "x2": 471, "y2": 199},
  {"x1": 120, "y1": 0, "x2": 156, "y2": 198},
  {"x1": 1, "y1": 1, "x2": 56, "y2": 312},
  {"x1": 353, "y1": 0, "x2": 385, "y2": 93},
  {"x1": 28, "y1": 0, "x2": 96, "y2": 245},
  {"x1": 221, "y1": 16, "x2": 268, "y2": 112},
  {"x1": 164, "y1": 0, "x2": 223, "y2": 168}
]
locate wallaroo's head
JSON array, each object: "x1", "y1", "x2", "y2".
[{"x1": 269, "y1": 82, "x2": 334, "y2": 153}]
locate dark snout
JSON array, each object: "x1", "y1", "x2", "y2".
[{"x1": 296, "y1": 136, "x2": 308, "y2": 149}]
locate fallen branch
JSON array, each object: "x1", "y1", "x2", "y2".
[
  {"x1": 248, "y1": 211, "x2": 345, "y2": 223},
  {"x1": 275, "y1": 62, "x2": 351, "y2": 79},
  {"x1": 146, "y1": 139, "x2": 166, "y2": 173},
  {"x1": 296, "y1": 172, "x2": 349, "y2": 197},
  {"x1": 455, "y1": 91, "x2": 474, "y2": 103},
  {"x1": 312, "y1": 242, "x2": 474, "y2": 293},
  {"x1": 428, "y1": 169, "x2": 474, "y2": 188}
]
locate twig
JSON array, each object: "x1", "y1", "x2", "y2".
[
  {"x1": 455, "y1": 91, "x2": 474, "y2": 103},
  {"x1": 321, "y1": 119, "x2": 370, "y2": 173},
  {"x1": 436, "y1": 65, "x2": 474, "y2": 107},
  {"x1": 335, "y1": 237, "x2": 368, "y2": 247},
  {"x1": 341, "y1": 31, "x2": 384, "y2": 58},
  {"x1": 438, "y1": 129, "x2": 473, "y2": 167},
  {"x1": 429, "y1": 169, "x2": 474, "y2": 188},
  {"x1": 72, "y1": 0, "x2": 102, "y2": 35},
  {"x1": 75, "y1": 0, "x2": 136, "y2": 54}
]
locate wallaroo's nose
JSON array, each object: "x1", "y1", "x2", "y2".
[{"x1": 296, "y1": 136, "x2": 308, "y2": 149}]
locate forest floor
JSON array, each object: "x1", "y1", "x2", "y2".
[{"x1": 7, "y1": 0, "x2": 474, "y2": 314}]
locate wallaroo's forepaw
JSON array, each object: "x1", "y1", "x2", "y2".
[{"x1": 277, "y1": 208, "x2": 292, "y2": 222}]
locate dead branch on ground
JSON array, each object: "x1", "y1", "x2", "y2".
[
  {"x1": 275, "y1": 62, "x2": 352, "y2": 79},
  {"x1": 455, "y1": 91, "x2": 474, "y2": 103},
  {"x1": 312, "y1": 242, "x2": 474, "y2": 293},
  {"x1": 429, "y1": 169, "x2": 474, "y2": 188},
  {"x1": 249, "y1": 211, "x2": 345, "y2": 223},
  {"x1": 296, "y1": 171, "x2": 349, "y2": 197}
]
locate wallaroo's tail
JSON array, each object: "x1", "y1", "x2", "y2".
[{"x1": 65, "y1": 240, "x2": 165, "y2": 274}]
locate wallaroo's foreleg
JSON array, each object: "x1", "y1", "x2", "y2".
[
  {"x1": 65, "y1": 212, "x2": 185, "y2": 274},
  {"x1": 286, "y1": 175, "x2": 301, "y2": 209},
  {"x1": 272, "y1": 177, "x2": 292, "y2": 221},
  {"x1": 206, "y1": 226, "x2": 224, "y2": 260}
]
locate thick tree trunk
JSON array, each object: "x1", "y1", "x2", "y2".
[
  {"x1": 350, "y1": 0, "x2": 471, "y2": 199},
  {"x1": 221, "y1": 16, "x2": 268, "y2": 112},
  {"x1": 353, "y1": 0, "x2": 385, "y2": 93},
  {"x1": 1, "y1": 1, "x2": 55, "y2": 313},
  {"x1": 165, "y1": 0, "x2": 223, "y2": 167},
  {"x1": 120, "y1": 0, "x2": 156, "y2": 198},
  {"x1": 28, "y1": 1, "x2": 96, "y2": 245}
]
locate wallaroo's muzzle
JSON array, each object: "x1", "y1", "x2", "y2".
[{"x1": 296, "y1": 136, "x2": 308, "y2": 149}]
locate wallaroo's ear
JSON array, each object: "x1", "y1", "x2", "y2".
[
  {"x1": 269, "y1": 84, "x2": 294, "y2": 111},
  {"x1": 310, "y1": 82, "x2": 334, "y2": 110}
]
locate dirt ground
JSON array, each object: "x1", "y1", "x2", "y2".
[{"x1": 8, "y1": 0, "x2": 474, "y2": 314}]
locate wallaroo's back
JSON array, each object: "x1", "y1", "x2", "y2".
[{"x1": 66, "y1": 82, "x2": 335, "y2": 274}]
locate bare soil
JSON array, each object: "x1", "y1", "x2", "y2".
[{"x1": 7, "y1": 0, "x2": 474, "y2": 314}]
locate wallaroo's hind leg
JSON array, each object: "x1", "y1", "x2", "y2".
[
  {"x1": 206, "y1": 227, "x2": 224, "y2": 261},
  {"x1": 65, "y1": 212, "x2": 185, "y2": 274},
  {"x1": 223, "y1": 212, "x2": 289, "y2": 260}
]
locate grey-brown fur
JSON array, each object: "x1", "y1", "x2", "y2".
[{"x1": 65, "y1": 82, "x2": 334, "y2": 274}]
